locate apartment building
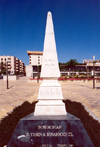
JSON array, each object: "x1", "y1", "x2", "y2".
[
  {"x1": 0, "y1": 56, "x2": 25, "y2": 75},
  {"x1": 26, "y1": 50, "x2": 43, "y2": 77},
  {"x1": 19, "y1": 60, "x2": 25, "y2": 73}
]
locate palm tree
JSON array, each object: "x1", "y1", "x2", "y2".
[{"x1": 66, "y1": 59, "x2": 79, "y2": 77}]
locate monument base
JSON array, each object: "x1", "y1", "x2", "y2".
[
  {"x1": 35, "y1": 79, "x2": 67, "y2": 115},
  {"x1": 7, "y1": 113, "x2": 94, "y2": 147},
  {"x1": 34, "y1": 100, "x2": 67, "y2": 115}
]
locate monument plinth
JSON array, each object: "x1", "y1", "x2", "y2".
[
  {"x1": 34, "y1": 11, "x2": 66, "y2": 115},
  {"x1": 7, "y1": 113, "x2": 94, "y2": 147}
]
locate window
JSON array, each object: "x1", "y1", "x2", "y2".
[{"x1": 8, "y1": 61, "x2": 11, "y2": 63}]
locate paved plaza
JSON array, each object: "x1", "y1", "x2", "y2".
[{"x1": 0, "y1": 77, "x2": 100, "y2": 121}]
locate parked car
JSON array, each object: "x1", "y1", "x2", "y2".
[{"x1": 0, "y1": 75, "x2": 3, "y2": 79}]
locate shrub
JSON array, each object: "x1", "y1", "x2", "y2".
[
  {"x1": 14, "y1": 72, "x2": 19, "y2": 75},
  {"x1": 0, "y1": 101, "x2": 37, "y2": 146},
  {"x1": 74, "y1": 75, "x2": 78, "y2": 78},
  {"x1": 1, "y1": 69, "x2": 6, "y2": 75},
  {"x1": 68, "y1": 75, "x2": 72, "y2": 78},
  {"x1": 89, "y1": 75, "x2": 94, "y2": 78},
  {"x1": 64, "y1": 100, "x2": 100, "y2": 147},
  {"x1": 78, "y1": 75, "x2": 86, "y2": 78}
]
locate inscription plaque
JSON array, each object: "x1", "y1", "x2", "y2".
[
  {"x1": 7, "y1": 113, "x2": 94, "y2": 147},
  {"x1": 39, "y1": 87, "x2": 62, "y2": 99}
]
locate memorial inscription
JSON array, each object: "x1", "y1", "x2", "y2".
[
  {"x1": 39, "y1": 87, "x2": 61, "y2": 99},
  {"x1": 7, "y1": 114, "x2": 94, "y2": 147},
  {"x1": 45, "y1": 58, "x2": 55, "y2": 66}
]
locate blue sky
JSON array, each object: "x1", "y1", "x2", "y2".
[{"x1": 0, "y1": 0, "x2": 100, "y2": 65}]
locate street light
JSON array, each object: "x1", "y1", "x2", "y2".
[
  {"x1": 93, "y1": 56, "x2": 95, "y2": 89},
  {"x1": 86, "y1": 64, "x2": 87, "y2": 77},
  {"x1": 6, "y1": 57, "x2": 9, "y2": 89},
  {"x1": 37, "y1": 65, "x2": 39, "y2": 83}
]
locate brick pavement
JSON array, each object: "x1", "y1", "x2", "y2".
[
  {"x1": 0, "y1": 77, "x2": 100, "y2": 121},
  {"x1": 0, "y1": 77, "x2": 39, "y2": 119},
  {"x1": 62, "y1": 81, "x2": 100, "y2": 121}
]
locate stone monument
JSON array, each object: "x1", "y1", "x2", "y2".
[
  {"x1": 7, "y1": 12, "x2": 94, "y2": 147},
  {"x1": 34, "y1": 11, "x2": 66, "y2": 115}
]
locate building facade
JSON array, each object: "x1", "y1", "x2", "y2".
[
  {"x1": 26, "y1": 51, "x2": 100, "y2": 78},
  {"x1": 0, "y1": 55, "x2": 25, "y2": 75},
  {"x1": 61, "y1": 61, "x2": 100, "y2": 76},
  {"x1": 26, "y1": 51, "x2": 43, "y2": 77},
  {"x1": 83, "y1": 59, "x2": 93, "y2": 63}
]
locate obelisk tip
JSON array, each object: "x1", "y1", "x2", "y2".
[{"x1": 48, "y1": 11, "x2": 51, "y2": 16}]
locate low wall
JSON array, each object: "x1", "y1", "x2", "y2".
[
  {"x1": 28, "y1": 78, "x2": 43, "y2": 83},
  {"x1": 3, "y1": 75, "x2": 19, "y2": 81}
]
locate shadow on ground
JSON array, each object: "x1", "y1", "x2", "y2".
[
  {"x1": 96, "y1": 87, "x2": 100, "y2": 89},
  {"x1": 0, "y1": 100, "x2": 100, "y2": 147},
  {"x1": 64, "y1": 99, "x2": 100, "y2": 147},
  {"x1": 0, "y1": 101, "x2": 37, "y2": 146},
  {"x1": 8, "y1": 86, "x2": 13, "y2": 89}
]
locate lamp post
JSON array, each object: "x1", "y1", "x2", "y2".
[
  {"x1": 93, "y1": 56, "x2": 95, "y2": 89},
  {"x1": 37, "y1": 65, "x2": 39, "y2": 83},
  {"x1": 6, "y1": 57, "x2": 9, "y2": 89},
  {"x1": 86, "y1": 64, "x2": 87, "y2": 77}
]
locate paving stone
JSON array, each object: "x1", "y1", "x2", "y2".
[{"x1": 0, "y1": 77, "x2": 100, "y2": 121}]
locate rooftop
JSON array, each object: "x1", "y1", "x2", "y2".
[{"x1": 27, "y1": 50, "x2": 43, "y2": 55}]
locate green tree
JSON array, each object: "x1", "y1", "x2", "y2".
[
  {"x1": 38, "y1": 65, "x2": 41, "y2": 72},
  {"x1": 0, "y1": 62, "x2": 6, "y2": 75},
  {"x1": 59, "y1": 62, "x2": 63, "y2": 70},
  {"x1": 59, "y1": 62, "x2": 67, "y2": 71},
  {"x1": 14, "y1": 71, "x2": 19, "y2": 75},
  {"x1": 66, "y1": 59, "x2": 79, "y2": 77}
]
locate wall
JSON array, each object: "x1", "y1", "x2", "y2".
[
  {"x1": 26, "y1": 65, "x2": 33, "y2": 77},
  {"x1": 3, "y1": 75, "x2": 19, "y2": 80}
]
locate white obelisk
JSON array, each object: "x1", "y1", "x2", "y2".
[{"x1": 34, "y1": 11, "x2": 66, "y2": 115}]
